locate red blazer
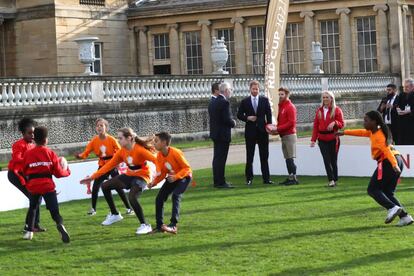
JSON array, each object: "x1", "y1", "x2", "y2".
[
  {"x1": 22, "y1": 145, "x2": 70, "y2": 195},
  {"x1": 311, "y1": 106, "x2": 344, "y2": 142},
  {"x1": 277, "y1": 99, "x2": 297, "y2": 136}
]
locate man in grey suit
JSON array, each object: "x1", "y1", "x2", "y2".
[{"x1": 208, "y1": 82, "x2": 236, "y2": 188}]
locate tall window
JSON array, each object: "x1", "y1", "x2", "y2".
[
  {"x1": 356, "y1": 16, "x2": 378, "y2": 73},
  {"x1": 320, "y1": 20, "x2": 341, "y2": 74},
  {"x1": 250, "y1": 26, "x2": 265, "y2": 74},
  {"x1": 185, "y1": 32, "x2": 203, "y2": 75},
  {"x1": 285, "y1": 23, "x2": 304, "y2": 74},
  {"x1": 91, "y1": 42, "x2": 103, "y2": 75},
  {"x1": 216, "y1": 29, "x2": 236, "y2": 74},
  {"x1": 153, "y1": 33, "x2": 170, "y2": 60},
  {"x1": 80, "y1": 0, "x2": 105, "y2": 6}
]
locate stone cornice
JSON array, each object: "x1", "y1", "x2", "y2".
[{"x1": 15, "y1": 4, "x2": 55, "y2": 22}]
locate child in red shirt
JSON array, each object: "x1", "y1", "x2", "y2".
[
  {"x1": 22, "y1": 126, "x2": 71, "y2": 243},
  {"x1": 149, "y1": 132, "x2": 192, "y2": 234},
  {"x1": 7, "y1": 118, "x2": 44, "y2": 232}
]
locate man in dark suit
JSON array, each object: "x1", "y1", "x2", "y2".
[
  {"x1": 237, "y1": 80, "x2": 273, "y2": 185},
  {"x1": 208, "y1": 82, "x2": 236, "y2": 188},
  {"x1": 377, "y1": 83, "x2": 399, "y2": 144}
]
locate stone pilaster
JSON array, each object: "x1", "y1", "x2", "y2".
[
  {"x1": 300, "y1": 11, "x2": 315, "y2": 73},
  {"x1": 374, "y1": 4, "x2": 390, "y2": 73},
  {"x1": 336, "y1": 8, "x2": 353, "y2": 73},
  {"x1": 198, "y1": 20, "x2": 212, "y2": 74},
  {"x1": 135, "y1": 26, "x2": 150, "y2": 75},
  {"x1": 231, "y1": 17, "x2": 247, "y2": 74},
  {"x1": 168, "y1": 23, "x2": 181, "y2": 75}
]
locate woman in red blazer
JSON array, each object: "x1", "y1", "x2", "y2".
[{"x1": 311, "y1": 91, "x2": 345, "y2": 187}]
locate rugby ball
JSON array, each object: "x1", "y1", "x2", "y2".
[
  {"x1": 59, "y1": 157, "x2": 68, "y2": 171},
  {"x1": 265, "y1": 124, "x2": 278, "y2": 134}
]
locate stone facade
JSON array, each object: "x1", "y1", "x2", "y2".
[{"x1": 0, "y1": 0, "x2": 413, "y2": 78}]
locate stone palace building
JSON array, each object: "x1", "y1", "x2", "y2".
[{"x1": 0, "y1": 0, "x2": 413, "y2": 79}]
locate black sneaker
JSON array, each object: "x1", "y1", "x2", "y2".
[
  {"x1": 33, "y1": 225, "x2": 47, "y2": 232},
  {"x1": 279, "y1": 178, "x2": 291, "y2": 185},
  {"x1": 284, "y1": 179, "x2": 299, "y2": 186},
  {"x1": 57, "y1": 224, "x2": 70, "y2": 243}
]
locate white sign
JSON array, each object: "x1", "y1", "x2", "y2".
[{"x1": 254, "y1": 145, "x2": 414, "y2": 177}]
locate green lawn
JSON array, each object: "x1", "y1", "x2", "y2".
[{"x1": 1, "y1": 164, "x2": 414, "y2": 275}]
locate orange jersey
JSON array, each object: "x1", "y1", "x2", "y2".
[
  {"x1": 344, "y1": 129, "x2": 399, "y2": 167},
  {"x1": 153, "y1": 147, "x2": 192, "y2": 185},
  {"x1": 79, "y1": 135, "x2": 121, "y2": 167},
  {"x1": 90, "y1": 143, "x2": 157, "y2": 183}
]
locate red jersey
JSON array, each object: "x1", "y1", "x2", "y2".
[
  {"x1": 23, "y1": 145, "x2": 71, "y2": 195},
  {"x1": 311, "y1": 106, "x2": 345, "y2": 142},
  {"x1": 8, "y1": 139, "x2": 35, "y2": 173},
  {"x1": 277, "y1": 99, "x2": 297, "y2": 136}
]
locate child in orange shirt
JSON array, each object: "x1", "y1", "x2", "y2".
[
  {"x1": 338, "y1": 111, "x2": 413, "y2": 226},
  {"x1": 149, "y1": 132, "x2": 192, "y2": 234},
  {"x1": 76, "y1": 118, "x2": 132, "y2": 216},
  {"x1": 81, "y1": 127, "x2": 157, "y2": 235}
]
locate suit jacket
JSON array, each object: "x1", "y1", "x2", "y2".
[
  {"x1": 377, "y1": 93, "x2": 399, "y2": 125},
  {"x1": 208, "y1": 95, "x2": 236, "y2": 142},
  {"x1": 237, "y1": 95, "x2": 272, "y2": 138}
]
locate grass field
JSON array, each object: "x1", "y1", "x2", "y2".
[{"x1": 1, "y1": 164, "x2": 414, "y2": 275}]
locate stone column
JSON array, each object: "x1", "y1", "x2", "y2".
[
  {"x1": 135, "y1": 26, "x2": 150, "y2": 75},
  {"x1": 373, "y1": 4, "x2": 390, "y2": 73},
  {"x1": 402, "y1": 5, "x2": 411, "y2": 78},
  {"x1": 388, "y1": 1, "x2": 402, "y2": 75},
  {"x1": 336, "y1": 8, "x2": 353, "y2": 73},
  {"x1": 129, "y1": 27, "x2": 138, "y2": 75},
  {"x1": 231, "y1": 17, "x2": 247, "y2": 74},
  {"x1": 300, "y1": 11, "x2": 315, "y2": 73},
  {"x1": 198, "y1": 20, "x2": 212, "y2": 74},
  {"x1": 168, "y1": 23, "x2": 181, "y2": 75},
  {"x1": 0, "y1": 16, "x2": 5, "y2": 76}
]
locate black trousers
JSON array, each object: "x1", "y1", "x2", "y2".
[
  {"x1": 7, "y1": 171, "x2": 40, "y2": 227},
  {"x1": 155, "y1": 177, "x2": 191, "y2": 228},
  {"x1": 387, "y1": 123, "x2": 399, "y2": 145},
  {"x1": 245, "y1": 131, "x2": 270, "y2": 181},
  {"x1": 102, "y1": 174, "x2": 147, "y2": 224},
  {"x1": 212, "y1": 140, "x2": 230, "y2": 186},
  {"x1": 27, "y1": 191, "x2": 63, "y2": 231},
  {"x1": 91, "y1": 168, "x2": 131, "y2": 211},
  {"x1": 318, "y1": 139, "x2": 340, "y2": 182},
  {"x1": 367, "y1": 156, "x2": 407, "y2": 217}
]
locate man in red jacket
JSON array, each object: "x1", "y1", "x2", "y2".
[
  {"x1": 271, "y1": 87, "x2": 299, "y2": 185},
  {"x1": 22, "y1": 126, "x2": 71, "y2": 243}
]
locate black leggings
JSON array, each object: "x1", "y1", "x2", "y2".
[
  {"x1": 91, "y1": 168, "x2": 131, "y2": 210},
  {"x1": 102, "y1": 175, "x2": 147, "y2": 224},
  {"x1": 27, "y1": 191, "x2": 63, "y2": 231},
  {"x1": 318, "y1": 139, "x2": 340, "y2": 181},
  {"x1": 367, "y1": 156, "x2": 408, "y2": 217},
  {"x1": 7, "y1": 171, "x2": 41, "y2": 227}
]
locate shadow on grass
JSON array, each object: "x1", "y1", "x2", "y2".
[{"x1": 269, "y1": 248, "x2": 414, "y2": 275}]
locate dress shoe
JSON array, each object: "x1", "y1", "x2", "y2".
[
  {"x1": 246, "y1": 180, "x2": 252, "y2": 186},
  {"x1": 263, "y1": 180, "x2": 274, "y2": 185}
]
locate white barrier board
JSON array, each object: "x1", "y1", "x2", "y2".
[{"x1": 254, "y1": 145, "x2": 413, "y2": 177}]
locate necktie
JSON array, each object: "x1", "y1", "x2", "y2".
[{"x1": 253, "y1": 97, "x2": 258, "y2": 114}]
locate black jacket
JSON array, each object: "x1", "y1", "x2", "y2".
[
  {"x1": 237, "y1": 95, "x2": 272, "y2": 137},
  {"x1": 377, "y1": 93, "x2": 399, "y2": 125},
  {"x1": 208, "y1": 95, "x2": 236, "y2": 142}
]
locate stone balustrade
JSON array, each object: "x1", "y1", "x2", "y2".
[{"x1": 0, "y1": 74, "x2": 399, "y2": 107}]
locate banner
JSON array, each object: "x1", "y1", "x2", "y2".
[{"x1": 265, "y1": 0, "x2": 289, "y2": 123}]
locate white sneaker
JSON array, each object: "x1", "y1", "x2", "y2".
[
  {"x1": 101, "y1": 214, "x2": 124, "y2": 226},
  {"x1": 87, "y1": 208, "x2": 96, "y2": 216},
  {"x1": 396, "y1": 215, "x2": 414, "y2": 227},
  {"x1": 125, "y1": 209, "x2": 135, "y2": 215},
  {"x1": 136, "y1": 224, "x2": 152, "y2": 235},
  {"x1": 385, "y1": 206, "x2": 402, "y2": 224},
  {"x1": 328, "y1": 181, "x2": 336, "y2": 187},
  {"x1": 23, "y1": 231, "x2": 33, "y2": 240}
]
